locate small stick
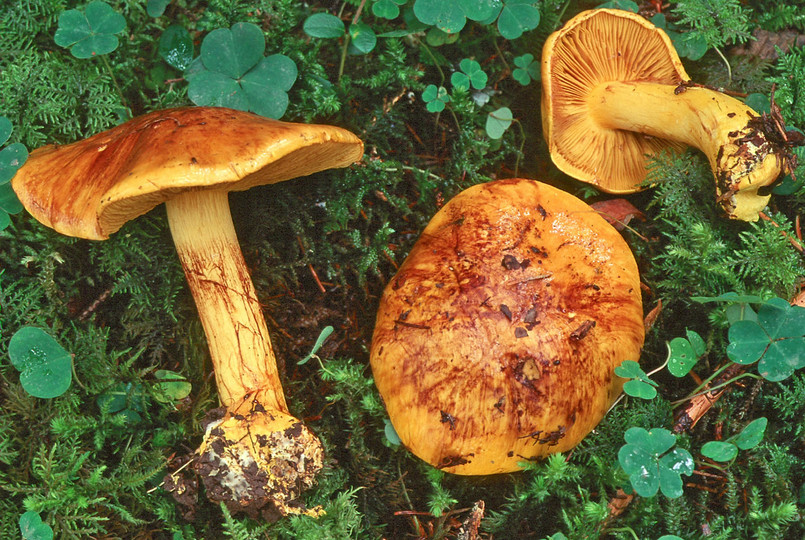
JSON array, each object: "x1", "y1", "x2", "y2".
[
  {"x1": 308, "y1": 263, "x2": 326, "y2": 294},
  {"x1": 78, "y1": 287, "x2": 112, "y2": 321},
  {"x1": 758, "y1": 211, "x2": 804, "y2": 253}
]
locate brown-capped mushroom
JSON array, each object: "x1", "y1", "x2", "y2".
[
  {"x1": 11, "y1": 106, "x2": 363, "y2": 517},
  {"x1": 370, "y1": 178, "x2": 644, "y2": 475},
  {"x1": 542, "y1": 8, "x2": 785, "y2": 221}
]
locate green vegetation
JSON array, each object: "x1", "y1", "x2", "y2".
[{"x1": 2, "y1": 0, "x2": 805, "y2": 538}]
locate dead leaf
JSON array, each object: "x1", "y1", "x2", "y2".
[{"x1": 591, "y1": 199, "x2": 646, "y2": 230}]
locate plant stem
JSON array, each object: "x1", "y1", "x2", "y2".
[
  {"x1": 338, "y1": 33, "x2": 351, "y2": 83},
  {"x1": 670, "y1": 372, "x2": 761, "y2": 406},
  {"x1": 100, "y1": 54, "x2": 128, "y2": 112}
]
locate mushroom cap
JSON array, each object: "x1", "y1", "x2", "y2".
[
  {"x1": 542, "y1": 9, "x2": 688, "y2": 193},
  {"x1": 11, "y1": 107, "x2": 364, "y2": 240},
  {"x1": 370, "y1": 178, "x2": 644, "y2": 475}
]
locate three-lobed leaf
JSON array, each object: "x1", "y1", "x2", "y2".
[
  {"x1": 726, "y1": 300, "x2": 805, "y2": 381},
  {"x1": 512, "y1": 53, "x2": 539, "y2": 85},
  {"x1": 187, "y1": 22, "x2": 297, "y2": 119},
  {"x1": 451, "y1": 58, "x2": 487, "y2": 90},
  {"x1": 618, "y1": 427, "x2": 693, "y2": 498},
  {"x1": 422, "y1": 84, "x2": 450, "y2": 112},
  {"x1": 54, "y1": 1, "x2": 126, "y2": 58}
]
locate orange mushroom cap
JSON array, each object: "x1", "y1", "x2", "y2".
[
  {"x1": 370, "y1": 178, "x2": 645, "y2": 475},
  {"x1": 11, "y1": 106, "x2": 363, "y2": 240}
]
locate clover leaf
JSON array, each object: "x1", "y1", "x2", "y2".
[
  {"x1": 451, "y1": 58, "x2": 487, "y2": 91},
  {"x1": 614, "y1": 360, "x2": 658, "y2": 399},
  {"x1": 153, "y1": 369, "x2": 192, "y2": 403},
  {"x1": 618, "y1": 427, "x2": 694, "y2": 498},
  {"x1": 8, "y1": 327, "x2": 73, "y2": 399},
  {"x1": 54, "y1": 1, "x2": 126, "y2": 59},
  {"x1": 422, "y1": 84, "x2": 450, "y2": 112},
  {"x1": 701, "y1": 417, "x2": 767, "y2": 462},
  {"x1": 147, "y1": 0, "x2": 171, "y2": 18},
  {"x1": 425, "y1": 27, "x2": 460, "y2": 47},
  {"x1": 303, "y1": 13, "x2": 345, "y2": 38},
  {"x1": 97, "y1": 381, "x2": 147, "y2": 424},
  {"x1": 413, "y1": 0, "x2": 502, "y2": 34},
  {"x1": 596, "y1": 0, "x2": 639, "y2": 11},
  {"x1": 384, "y1": 418, "x2": 402, "y2": 446},
  {"x1": 497, "y1": 0, "x2": 540, "y2": 40},
  {"x1": 512, "y1": 53, "x2": 540, "y2": 85},
  {"x1": 485, "y1": 106, "x2": 513, "y2": 140},
  {"x1": 670, "y1": 30, "x2": 708, "y2": 61},
  {"x1": 303, "y1": 14, "x2": 377, "y2": 55},
  {"x1": 158, "y1": 24, "x2": 194, "y2": 71},
  {"x1": 373, "y1": 0, "x2": 407, "y2": 19},
  {"x1": 667, "y1": 330, "x2": 706, "y2": 377},
  {"x1": 0, "y1": 116, "x2": 27, "y2": 231},
  {"x1": 348, "y1": 22, "x2": 377, "y2": 55},
  {"x1": 19, "y1": 511, "x2": 53, "y2": 540},
  {"x1": 726, "y1": 298, "x2": 805, "y2": 381},
  {"x1": 186, "y1": 22, "x2": 297, "y2": 119}
]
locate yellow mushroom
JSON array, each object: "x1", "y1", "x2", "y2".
[
  {"x1": 370, "y1": 178, "x2": 644, "y2": 475},
  {"x1": 542, "y1": 9, "x2": 786, "y2": 221},
  {"x1": 11, "y1": 106, "x2": 363, "y2": 518}
]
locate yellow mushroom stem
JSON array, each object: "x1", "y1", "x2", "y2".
[
  {"x1": 166, "y1": 189, "x2": 284, "y2": 410},
  {"x1": 588, "y1": 82, "x2": 784, "y2": 221},
  {"x1": 165, "y1": 189, "x2": 324, "y2": 519}
]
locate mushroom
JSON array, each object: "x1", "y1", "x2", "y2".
[
  {"x1": 541, "y1": 8, "x2": 786, "y2": 221},
  {"x1": 370, "y1": 178, "x2": 644, "y2": 475},
  {"x1": 11, "y1": 106, "x2": 363, "y2": 517}
]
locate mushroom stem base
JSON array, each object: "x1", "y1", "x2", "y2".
[{"x1": 194, "y1": 390, "x2": 325, "y2": 519}]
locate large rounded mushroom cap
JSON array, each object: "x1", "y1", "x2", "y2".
[
  {"x1": 542, "y1": 9, "x2": 688, "y2": 193},
  {"x1": 370, "y1": 178, "x2": 645, "y2": 475},
  {"x1": 11, "y1": 107, "x2": 364, "y2": 240}
]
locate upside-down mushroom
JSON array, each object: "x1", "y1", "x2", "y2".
[
  {"x1": 370, "y1": 178, "x2": 645, "y2": 475},
  {"x1": 11, "y1": 107, "x2": 363, "y2": 517},
  {"x1": 542, "y1": 8, "x2": 786, "y2": 221}
]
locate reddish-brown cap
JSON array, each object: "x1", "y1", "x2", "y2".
[
  {"x1": 542, "y1": 9, "x2": 688, "y2": 193},
  {"x1": 370, "y1": 178, "x2": 645, "y2": 475},
  {"x1": 11, "y1": 107, "x2": 364, "y2": 240}
]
